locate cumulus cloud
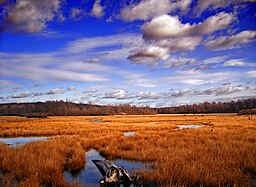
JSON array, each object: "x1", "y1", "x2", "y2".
[
  {"x1": 205, "y1": 30, "x2": 256, "y2": 50},
  {"x1": 127, "y1": 37, "x2": 201, "y2": 65},
  {"x1": 156, "y1": 37, "x2": 202, "y2": 52},
  {"x1": 127, "y1": 36, "x2": 201, "y2": 65},
  {"x1": 2, "y1": 0, "x2": 63, "y2": 33},
  {"x1": 45, "y1": 88, "x2": 63, "y2": 95},
  {"x1": 119, "y1": 0, "x2": 171, "y2": 21},
  {"x1": 142, "y1": 14, "x2": 192, "y2": 39},
  {"x1": 11, "y1": 91, "x2": 31, "y2": 99},
  {"x1": 119, "y1": 0, "x2": 192, "y2": 21},
  {"x1": 201, "y1": 86, "x2": 245, "y2": 96},
  {"x1": 91, "y1": 0, "x2": 104, "y2": 18},
  {"x1": 104, "y1": 90, "x2": 135, "y2": 100},
  {"x1": 127, "y1": 46, "x2": 169, "y2": 65},
  {"x1": 142, "y1": 12, "x2": 235, "y2": 39},
  {"x1": 194, "y1": 0, "x2": 256, "y2": 15},
  {"x1": 194, "y1": 12, "x2": 235, "y2": 35},
  {"x1": 132, "y1": 11, "x2": 235, "y2": 65}
]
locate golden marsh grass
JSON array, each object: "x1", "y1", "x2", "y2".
[{"x1": 0, "y1": 114, "x2": 255, "y2": 186}]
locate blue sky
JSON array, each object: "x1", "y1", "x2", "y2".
[{"x1": 0, "y1": 0, "x2": 256, "y2": 107}]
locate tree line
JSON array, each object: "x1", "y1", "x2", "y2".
[
  {"x1": 0, "y1": 101, "x2": 156, "y2": 116},
  {"x1": 157, "y1": 98, "x2": 256, "y2": 114},
  {"x1": 0, "y1": 98, "x2": 255, "y2": 117}
]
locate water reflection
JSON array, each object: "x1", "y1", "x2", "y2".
[
  {"x1": 0, "y1": 137, "x2": 48, "y2": 147},
  {"x1": 177, "y1": 124, "x2": 204, "y2": 130},
  {"x1": 65, "y1": 149, "x2": 147, "y2": 186},
  {"x1": 124, "y1": 132, "x2": 135, "y2": 137},
  {"x1": 90, "y1": 118, "x2": 104, "y2": 123}
]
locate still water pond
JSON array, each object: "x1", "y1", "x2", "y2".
[
  {"x1": 0, "y1": 137, "x2": 48, "y2": 147},
  {"x1": 177, "y1": 124, "x2": 204, "y2": 130},
  {"x1": 124, "y1": 131, "x2": 135, "y2": 137},
  {"x1": 65, "y1": 149, "x2": 147, "y2": 186}
]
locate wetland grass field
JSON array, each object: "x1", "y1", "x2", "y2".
[{"x1": 0, "y1": 114, "x2": 255, "y2": 186}]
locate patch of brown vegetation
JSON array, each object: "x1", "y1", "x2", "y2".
[
  {"x1": 0, "y1": 114, "x2": 255, "y2": 186},
  {"x1": 0, "y1": 136, "x2": 85, "y2": 187}
]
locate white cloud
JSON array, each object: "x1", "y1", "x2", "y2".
[
  {"x1": 119, "y1": 0, "x2": 192, "y2": 21},
  {"x1": 119, "y1": 0, "x2": 171, "y2": 21},
  {"x1": 223, "y1": 59, "x2": 247, "y2": 66},
  {"x1": 45, "y1": 88, "x2": 63, "y2": 95},
  {"x1": 60, "y1": 61, "x2": 114, "y2": 72},
  {"x1": 0, "y1": 53, "x2": 110, "y2": 83},
  {"x1": 83, "y1": 58, "x2": 101, "y2": 64},
  {"x1": 104, "y1": 90, "x2": 135, "y2": 100},
  {"x1": 66, "y1": 33, "x2": 143, "y2": 55},
  {"x1": 122, "y1": 73, "x2": 158, "y2": 88},
  {"x1": 128, "y1": 46, "x2": 169, "y2": 65},
  {"x1": 8, "y1": 87, "x2": 65, "y2": 99},
  {"x1": 136, "y1": 11, "x2": 234, "y2": 66},
  {"x1": 156, "y1": 37, "x2": 202, "y2": 52},
  {"x1": 127, "y1": 37, "x2": 201, "y2": 64},
  {"x1": 142, "y1": 14, "x2": 192, "y2": 39},
  {"x1": 206, "y1": 30, "x2": 256, "y2": 50},
  {"x1": 91, "y1": 0, "x2": 104, "y2": 18},
  {"x1": 0, "y1": 33, "x2": 147, "y2": 84},
  {"x1": 164, "y1": 71, "x2": 238, "y2": 86},
  {"x1": 195, "y1": 12, "x2": 235, "y2": 35},
  {"x1": 164, "y1": 57, "x2": 196, "y2": 68},
  {"x1": 181, "y1": 79, "x2": 207, "y2": 85},
  {"x1": 70, "y1": 8, "x2": 83, "y2": 20},
  {"x1": 67, "y1": 86, "x2": 76, "y2": 91},
  {"x1": 189, "y1": 65, "x2": 212, "y2": 71},
  {"x1": 142, "y1": 12, "x2": 235, "y2": 39},
  {"x1": 3, "y1": 0, "x2": 63, "y2": 33},
  {"x1": 100, "y1": 85, "x2": 253, "y2": 105},
  {"x1": 0, "y1": 80, "x2": 17, "y2": 87},
  {"x1": 11, "y1": 91, "x2": 31, "y2": 99},
  {"x1": 202, "y1": 56, "x2": 229, "y2": 64},
  {"x1": 194, "y1": 0, "x2": 256, "y2": 15},
  {"x1": 246, "y1": 70, "x2": 256, "y2": 77}
]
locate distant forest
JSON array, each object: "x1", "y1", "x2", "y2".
[{"x1": 0, "y1": 98, "x2": 255, "y2": 116}]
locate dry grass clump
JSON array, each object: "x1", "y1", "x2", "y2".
[{"x1": 0, "y1": 136, "x2": 85, "y2": 187}]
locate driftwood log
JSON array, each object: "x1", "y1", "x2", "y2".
[{"x1": 92, "y1": 159, "x2": 141, "y2": 187}]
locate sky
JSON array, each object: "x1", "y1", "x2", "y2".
[{"x1": 0, "y1": 0, "x2": 256, "y2": 107}]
